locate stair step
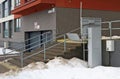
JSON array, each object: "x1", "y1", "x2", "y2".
[
  {"x1": 0, "y1": 62, "x2": 10, "y2": 73},
  {"x1": 6, "y1": 42, "x2": 82, "y2": 67},
  {"x1": 8, "y1": 58, "x2": 21, "y2": 67}
]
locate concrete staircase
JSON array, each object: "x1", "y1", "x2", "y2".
[
  {"x1": 0, "y1": 42, "x2": 84, "y2": 73},
  {"x1": 7, "y1": 42, "x2": 83, "y2": 67}
]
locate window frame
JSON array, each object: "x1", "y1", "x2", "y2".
[
  {"x1": 3, "y1": 0, "x2": 9, "y2": 17},
  {"x1": 3, "y1": 21, "x2": 9, "y2": 38}
]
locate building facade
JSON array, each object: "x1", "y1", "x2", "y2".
[
  {"x1": 0, "y1": 0, "x2": 120, "y2": 66},
  {"x1": 0, "y1": 0, "x2": 120, "y2": 49}
]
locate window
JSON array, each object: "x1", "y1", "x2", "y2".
[
  {"x1": 3, "y1": 22, "x2": 9, "y2": 38},
  {"x1": 11, "y1": 0, "x2": 14, "y2": 10},
  {"x1": 15, "y1": 0, "x2": 20, "y2": 7},
  {"x1": 3, "y1": 0, "x2": 9, "y2": 17},
  {"x1": 3, "y1": 21, "x2": 13, "y2": 38},
  {"x1": 9, "y1": 20, "x2": 13, "y2": 38},
  {"x1": 14, "y1": 18, "x2": 21, "y2": 32}
]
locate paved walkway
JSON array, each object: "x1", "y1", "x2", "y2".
[
  {"x1": 0, "y1": 64, "x2": 9, "y2": 73},
  {"x1": 0, "y1": 61, "x2": 19, "y2": 73}
]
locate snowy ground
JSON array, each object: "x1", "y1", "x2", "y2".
[
  {"x1": 0, "y1": 47, "x2": 19, "y2": 55},
  {"x1": 0, "y1": 57, "x2": 120, "y2": 79}
]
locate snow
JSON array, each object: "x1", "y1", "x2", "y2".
[
  {"x1": 0, "y1": 57, "x2": 120, "y2": 79},
  {"x1": 102, "y1": 35, "x2": 120, "y2": 40},
  {"x1": 0, "y1": 47, "x2": 19, "y2": 55}
]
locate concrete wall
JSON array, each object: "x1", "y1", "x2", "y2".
[
  {"x1": 0, "y1": 10, "x2": 56, "y2": 46},
  {"x1": 56, "y1": 8, "x2": 80, "y2": 35},
  {"x1": 102, "y1": 40, "x2": 110, "y2": 66},
  {"x1": 22, "y1": 10, "x2": 56, "y2": 32},
  {"x1": 0, "y1": 21, "x2": 24, "y2": 43},
  {"x1": 21, "y1": 10, "x2": 56, "y2": 40},
  {"x1": 110, "y1": 40, "x2": 120, "y2": 67},
  {"x1": 56, "y1": 8, "x2": 120, "y2": 36},
  {"x1": 102, "y1": 40, "x2": 120, "y2": 67}
]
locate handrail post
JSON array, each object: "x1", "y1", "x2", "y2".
[
  {"x1": 64, "y1": 34, "x2": 66, "y2": 52},
  {"x1": 2, "y1": 48, "x2": 6, "y2": 62},
  {"x1": 20, "y1": 51, "x2": 24, "y2": 67},
  {"x1": 39, "y1": 34, "x2": 41, "y2": 48},
  {"x1": 44, "y1": 43, "x2": 46, "y2": 61},
  {"x1": 109, "y1": 22, "x2": 112, "y2": 39},
  {"x1": 46, "y1": 32, "x2": 48, "y2": 44}
]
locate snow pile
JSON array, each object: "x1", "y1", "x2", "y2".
[
  {"x1": 68, "y1": 57, "x2": 88, "y2": 68},
  {"x1": 0, "y1": 47, "x2": 19, "y2": 55},
  {"x1": 23, "y1": 62, "x2": 47, "y2": 70},
  {"x1": 46, "y1": 57, "x2": 88, "y2": 68},
  {"x1": 0, "y1": 57, "x2": 120, "y2": 79},
  {"x1": 102, "y1": 35, "x2": 120, "y2": 40}
]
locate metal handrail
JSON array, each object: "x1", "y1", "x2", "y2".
[
  {"x1": 101, "y1": 20, "x2": 120, "y2": 38},
  {"x1": 102, "y1": 20, "x2": 120, "y2": 23},
  {"x1": 22, "y1": 35, "x2": 52, "y2": 52},
  {"x1": 22, "y1": 20, "x2": 120, "y2": 67},
  {"x1": 20, "y1": 27, "x2": 81, "y2": 67},
  {"x1": 3, "y1": 19, "x2": 120, "y2": 67},
  {"x1": 3, "y1": 32, "x2": 52, "y2": 55},
  {"x1": 23, "y1": 41, "x2": 62, "y2": 60}
]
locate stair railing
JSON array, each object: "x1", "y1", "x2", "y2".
[
  {"x1": 1, "y1": 26, "x2": 80, "y2": 67},
  {"x1": 20, "y1": 27, "x2": 80, "y2": 67},
  {"x1": 2, "y1": 31, "x2": 51, "y2": 60}
]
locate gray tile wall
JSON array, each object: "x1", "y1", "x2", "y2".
[
  {"x1": 56, "y1": 8, "x2": 120, "y2": 36},
  {"x1": 102, "y1": 40, "x2": 120, "y2": 67}
]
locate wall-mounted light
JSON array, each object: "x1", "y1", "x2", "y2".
[{"x1": 48, "y1": 8, "x2": 56, "y2": 14}]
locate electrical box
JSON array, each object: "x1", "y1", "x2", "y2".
[{"x1": 106, "y1": 40, "x2": 115, "y2": 51}]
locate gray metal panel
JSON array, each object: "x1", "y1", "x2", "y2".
[
  {"x1": 87, "y1": 18, "x2": 102, "y2": 67},
  {"x1": 102, "y1": 40, "x2": 120, "y2": 67},
  {"x1": 108, "y1": 40, "x2": 120, "y2": 67},
  {"x1": 102, "y1": 40, "x2": 110, "y2": 66}
]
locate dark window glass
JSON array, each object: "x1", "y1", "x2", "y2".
[
  {"x1": 15, "y1": 18, "x2": 21, "y2": 32},
  {"x1": 3, "y1": 21, "x2": 9, "y2": 38},
  {"x1": 3, "y1": 21, "x2": 13, "y2": 38},
  {"x1": 3, "y1": 0, "x2": 9, "y2": 17},
  {"x1": 9, "y1": 20, "x2": 13, "y2": 38}
]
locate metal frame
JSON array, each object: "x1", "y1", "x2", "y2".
[{"x1": 102, "y1": 20, "x2": 120, "y2": 39}]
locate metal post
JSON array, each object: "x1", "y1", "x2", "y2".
[
  {"x1": 39, "y1": 35, "x2": 41, "y2": 48},
  {"x1": 64, "y1": 35, "x2": 66, "y2": 52},
  {"x1": 80, "y1": 2, "x2": 83, "y2": 38},
  {"x1": 2, "y1": 48, "x2": 6, "y2": 62},
  {"x1": 44, "y1": 43, "x2": 46, "y2": 61},
  {"x1": 83, "y1": 40, "x2": 86, "y2": 61},
  {"x1": 109, "y1": 22, "x2": 112, "y2": 39},
  {"x1": 46, "y1": 32, "x2": 48, "y2": 44},
  {"x1": 20, "y1": 52, "x2": 24, "y2": 67}
]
